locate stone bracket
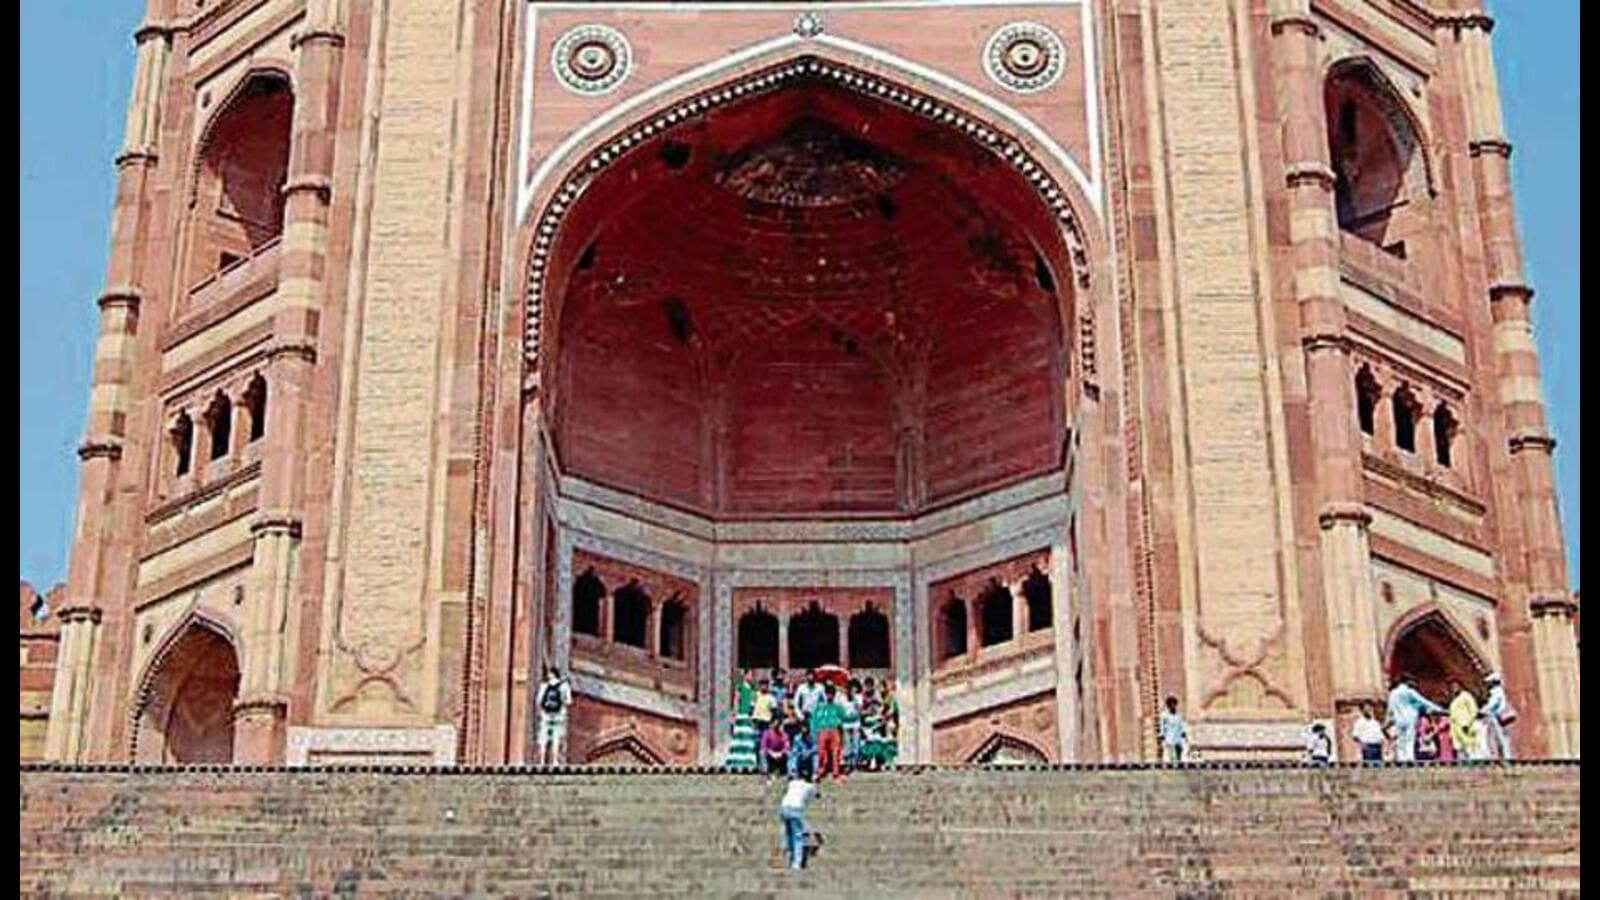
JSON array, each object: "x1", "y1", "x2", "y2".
[
  {"x1": 1529, "y1": 594, "x2": 1578, "y2": 619},
  {"x1": 281, "y1": 174, "x2": 333, "y2": 203},
  {"x1": 97, "y1": 287, "x2": 143, "y2": 312},
  {"x1": 1508, "y1": 429, "x2": 1556, "y2": 455},
  {"x1": 1469, "y1": 138, "x2": 1513, "y2": 159},
  {"x1": 1284, "y1": 160, "x2": 1336, "y2": 190},
  {"x1": 57, "y1": 605, "x2": 104, "y2": 625},
  {"x1": 1268, "y1": 13, "x2": 1319, "y2": 38},
  {"x1": 251, "y1": 514, "x2": 304, "y2": 539}
]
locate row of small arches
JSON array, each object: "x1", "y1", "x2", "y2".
[
  {"x1": 938, "y1": 568, "x2": 1053, "y2": 662},
  {"x1": 169, "y1": 374, "x2": 268, "y2": 478},
  {"x1": 572, "y1": 569, "x2": 691, "y2": 661},
  {"x1": 1355, "y1": 365, "x2": 1458, "y2": 468}
]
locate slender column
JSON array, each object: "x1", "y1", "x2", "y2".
[
  {"x1": 237, "y1": 0, "x2": 348, "y2": 763},
  {"x1": 1012, "y1": 582, "x2": 1028, "y2": 639},
  {"x1": 647, "y1": 602, "x2": 661, "y2": 658},
  {"x1": 838, "y1": 614, "x2": 850, "y2": 668},
  {"x1": 777, "y1": 613, "x2": 790, "y2": 671},
  {"x1": 966, "y1": 599, "x2": 981, "y2": 662},
  {"x1": 1446, "y1": 10, "x2": 1577, "y2": 755},
  {"x1": 45, "y1": 18, "x2": 171, "y2": 762},
  {"x1": 1270, "y1": 3, "x2": 1386, "y2": 753}
]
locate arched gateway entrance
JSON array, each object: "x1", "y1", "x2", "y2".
[{"x1": 516, "y1": 57, "x2": 1100, "y2": 765}]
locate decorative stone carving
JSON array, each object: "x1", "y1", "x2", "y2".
[
  {"x1": 983, "y1": 23, "x2": 1066, "y2": 94},
  {"x1": 552, "y1": 25, "x2": 632, "y2": 96},
  {"x1": 793, "y1": 12, "x2": 824, "y2": 39}
]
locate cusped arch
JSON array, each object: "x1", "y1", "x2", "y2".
[
  {"x1": 128, "y1": 609, "x2": 243, "y2": 763},
  {"x1": 586, "y1": 728, "x2": 668, "y2": 767},
  {"x1": 1324, "y1": 55, "x2": 1436, "y2": 199},
  {"x1": 518, "y1": 51, "x2": 1106, "y2": 384},
  {"x1": 966, "y1": 729, "x2": 1051, "y2": 766}
]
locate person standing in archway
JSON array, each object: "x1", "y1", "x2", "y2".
[
  {"x1": 1448, "y1": 680, "x2": 1482, "y2": 762},
  {"x1": 1351, "y1": 704, "x2": 1386, "y2": 763},
  {"x1": 1481, "y1": 672, "x2": 1516, "y2": 761},
  {"x1": 1386, "y1": 674, "x2": 1444, "y2": 763}
]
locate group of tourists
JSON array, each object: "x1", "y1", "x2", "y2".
[
  {"x1": 729, "y1": 668, "x2": 900, "y2": 779},
  {"x1": 1363, "y1": 671, "x2": 1516, "y2": 763},
  {"x1": 1156, "y1": 671, "x2": 1517, "y2": 764}
]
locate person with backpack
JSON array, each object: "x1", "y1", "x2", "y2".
[
  {"x1": 536, "y1": 666, "x2": 573, "y2": 767},
  {"x1": 1305, "y1": 721, "x2": 1334, "y2": 766}
]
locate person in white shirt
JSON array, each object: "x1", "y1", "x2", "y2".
[
  {"x1": 536, "y1": 666, "x2": 573, "y2": 766},
  {"x1": 1158, "y1": 696, "x2": 1187, "y2": 763},
  {"x1": 778, "y1": 766, "x2": 821, "y2": 871},
  {"x1": 1351, "y1": 705, "x2": 1386, "y2": 763},
  {"x1": 1306, "y1": 722, "x2": 1333, "y2": 766},
  {"x1": 1480, "y1": 672, "x2": 1516, "y2": 761},
  {"x1": 793, "y1": 671, "x2": 825, "y2": 722}
]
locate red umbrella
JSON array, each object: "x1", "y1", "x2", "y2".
[{"x1": 812, "y1": 664, "x2": 851, "y2": 688}]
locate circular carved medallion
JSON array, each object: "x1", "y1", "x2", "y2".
[
  {"x1": 983, "y1": 23, "x2": 1066, "y2": 94},
  {"x1": 553, "y1": 25, "x2": 632, "y2": 95}
]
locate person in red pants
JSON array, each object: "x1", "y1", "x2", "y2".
[{"x1": 810, "y1": 683, "x2": 846, "y2": 780}]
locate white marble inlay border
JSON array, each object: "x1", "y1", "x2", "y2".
[
  {"x1": 930, "y1": 668, "x2": 1055, "y2": 723},
  {"x1": 517, "y1": 0, "x2": 1102, "y2": 224},
  {"x1": 285, "y1": 725, "x2": 457, "y2": 766},
  {"x1": 570, "y1": 671, "x2": 699, "y2": 722}
]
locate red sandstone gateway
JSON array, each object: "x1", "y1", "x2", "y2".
[{"x1": 24, "y1": 0, "x2": 1578, "y2": 773}]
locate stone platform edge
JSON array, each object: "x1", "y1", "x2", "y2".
[{"x1": 19, "y1": 758, "x2": 1580, "y2": 777}]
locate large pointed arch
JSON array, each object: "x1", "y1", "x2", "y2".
[
  {"x1": 1323, "y1": 55, "x2": 1436, "y2": 202},
  {"x1": 1384, "y1": 604, "x2": 1493, "y2": 705},
  {"x1": 128, "y1": 610, "x2": 243, "y2": 764},
  {"x1": 518, "y1": 53, "x2": 1104, "y2": 384}
]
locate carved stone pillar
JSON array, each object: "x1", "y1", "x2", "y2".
[
  {"x1": 44, "y1": 605, "x2": 103, "y2": 761},
  {"x1": 838, "y1": 614, "x2": 850, "y2": 669},
  {"x1": 1446, "y1": 9, "x2": 1576, "y2": 755},
  {"x1": 46, "y1": 17, "x2": 172, "y2": 762},
  {"x1": 1271, "y1": 4, "x2": 1386, "y2": 746},
  {"x1": 777, "y1": 612, "x2": 790, "y2": 672}
]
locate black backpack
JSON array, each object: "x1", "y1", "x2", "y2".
[{"x1": 540, "y1": 681, "x2": 565, "y2": 713}]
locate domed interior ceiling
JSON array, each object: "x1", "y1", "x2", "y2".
[{"x1": 546, "y1": 81, "x2": 1071, "y2": 517}]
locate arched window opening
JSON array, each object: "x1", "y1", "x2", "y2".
[
  {"x1": 171, "y1": 412, "x2": 195, "y2": 477},
  {"x1": 788, "y1": 602, "x2": 840, "y2": 670},
  {"x1": 940, "y1": 595, "x2": 968, "y2": 661},
  {"x1": 848, "y1": 604, "x2": 890, "y2": 669},
  {"x1": 1355, "y1": 366, "x2": 1380, "y2": 436},
  {"x1": 1325, "y1": 64, "x2": 1427, "y2": 256},
  {"x1": 244, "y1": 374, "x2": 268, "y2": 443},
  {"x1": 573, "y1": 568, "x2": 605, "y2": 637},
  {"x1": 205, "y1": 392, "x2": 233, "y2": 461},
  {"x1": 1393, "y1": 387, "x2": 1419, "y2": 454},
  {"x1": 978, "y1": 580, "x2": 1014, "y2": 647},
  {"x1": 187, "y1": 74, "x2": 294, "y2": 286},
  {"x1": 1023, "y1": 567, "x2": 1053, "y2": 632},
  {"x1": 136, "y1": 623, "x2": 241, "y2": 764},
  {"x1": 1433, "y1": 403, "x2": 1457, "y2": 468},
  {"x1": 612, "y1": 580, "x2": 651, "y2": 649},
  {"x1": 1388, "y1": 613, "x2": 1488, "y2": 709},
  {"x1": 737, "y1": 605, "x2": 779, "y2": 670},
  {"x1": 659, "y1": 596, "x2": 688, "y2": 661}
]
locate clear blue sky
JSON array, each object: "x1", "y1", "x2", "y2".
[{"x1": 18, "y1": 4, "x2": 1579, "y2": 589}]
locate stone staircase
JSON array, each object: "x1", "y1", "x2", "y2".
[{"x1": 19, "y1": 761, "x2": 1580, "y2": 896}]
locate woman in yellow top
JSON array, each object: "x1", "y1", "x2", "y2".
[{"x1": 1447, "y1": 680, "x2": 1480, "y2": 761}]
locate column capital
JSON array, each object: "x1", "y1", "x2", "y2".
[
  {"x1": 1302, "y1": 332, "x2": 1352, "y2": 355},
  {"x1": 281, "y1": 174, "x2": 333, "y2": 203},
  {"x1": 232, "y1": 693, "x2": 290, "y2": 719},
  {"x1": 1508, "y1": 428, "x2": 1557, "y2": 455},
  {"x1": 1529, "y1": 593, "x2": 1578, "y2": 619},
  {"x1": 133, "y1": 21, "x2": 177, "y2": 44},
  {"x1": 1469, "y1": 138, "x2": 1513, "y2": 159},
  {"x1": 1435, "y1": 12, "x2": 1494, "y2": 35},
  {"x1": 1318, "y1": 501, "x2": 1372, "y2": 529},
  {"x1": 290, "y1": 27, "x2": 347, "y2": 50},
  {"x1": 57, "y1": 604, "x2": 104, "y2": 625},
  {"x1": 250, "y1": 513, "x2": 304, "y2": 538},
  {"x1": 113, "y1": 148, "x2": 160, "y2": 168},
  {"x1": 1488, "y1": 280, "x2": 1534, "y2": 304},
  {"x1": 1285, "y1": 161, "x2": 1336, "y2": 190},
  {"x1": 77, "y1": 437, "x2": 124, "y2": 462},
  {"x1": 265, "y1": 338, "x2": 319, "y2": 366},
  {"x1": 1268, "y1": 13, "x2": 1319, "y2": 38},
  {"x1": 97, "y1": 287, "x2": 144, "y2": 312}
]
